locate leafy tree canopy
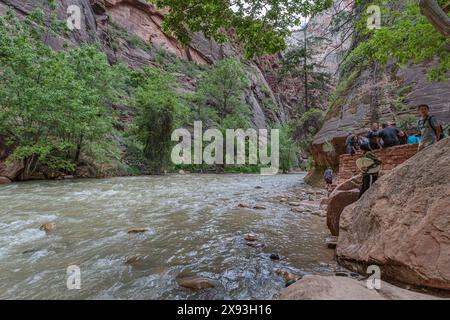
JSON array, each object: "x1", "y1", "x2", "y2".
[
  {"x1": 0, "y1": 9, "x2": 128, "y2": 176},
  {"x1": 346, "y1": 0, "x2": 449, "y2": 81},
  {"x1": 150, "y1": 0, "x2": 333, "y2": 58}
]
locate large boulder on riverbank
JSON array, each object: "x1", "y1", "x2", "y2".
[
  {"x1": 326, "y1": 175, "x2": 361, "y2": 236},
  {"x1": 280, "y1": 275, "x2": 441, "y2": 300},
  {"x1": 0, "y1": 159, "x2": 24, "y2": 181},
  {"x1": 0, "y1": 137, "x2": 24, "y2": 181},
  {"x1": 0, "y1": 176, "x2": 11, "y2": 184},
  {"x1": 337, "y1": 138, "x2": 450, "y2": 291}
]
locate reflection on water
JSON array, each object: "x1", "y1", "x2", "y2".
[{"x1": 0, "y1": 174, "x2": 336, "y2": 299}]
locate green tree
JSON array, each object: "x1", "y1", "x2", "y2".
[
  {"x1": 0, "y1": 10, "x2": 127, "y2": 177},
  {"x1": 197, "y1": 58, "x2": 251, "y2": 129},
  {"x1": 133, "y1": 69, "x2": 187, "y2": 173},
  {"x1": 278, "y1": 124, "x2": 298, "y2": 173},
  {"x1": 281, "y1": 33, "x2": 332, "y2": 113},
  {"x1": 291, "y1": 108, "x2": 325, "y2": 154},
  {"x1": 346, "y1": 0, "x2": 449, "y2": 81}
]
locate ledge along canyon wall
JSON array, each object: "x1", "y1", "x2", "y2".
[
  {"x1": 337, "y1": 144, "x2": 418, "y2": 182},
  {"x1": 0, "y1": 0, "x2": 290, "y2": 181},
  {"x1": 307, "y1": 0, "x2": 450, "y2": 184},
  {"x1": 309, "y1": 59, "x2": 450, "y2": 183},
  {"x1": 326, "y1": 144, "x2": 418, "y2": 237}
]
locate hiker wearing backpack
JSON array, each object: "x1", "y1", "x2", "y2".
[
  {"x1": 417, "y1": 104, "x2": 443, "y2": 151},
  {"x1": 324, "y1": 167, "x2": 333, "y2": 194},
  {"x1": 356, "y1": 151, "x2": 382, "y2": 199},
  {"x1": 362, "y1": 123, "x2": 382, "y2": 151}
]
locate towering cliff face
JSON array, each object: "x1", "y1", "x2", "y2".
[
  {"x1": 102, "y1": 0, "x2": 210, "y2": 64},
  {"x1": 0, "y1": 0, "x2": 284, "y2": 128},
  {"x1": 289, "y1": 0, "x2": 353, "y2": 76},
  {"x1": 0, "y1": 0, "x2": 291, "y2": 180}
]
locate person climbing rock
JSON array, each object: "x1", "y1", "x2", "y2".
[
  {"x1": 345, "y1": 133, "x2": 357, "y2": 155},
  {"x1": 356, "y1": 151, "x2": 382, "y2": 199},
  {"x1": 417, "y1": 104, "x2": 443, "y2": 151},
  {"x1": 324, "y1": 167, "x2": 333, "y2": 194}
]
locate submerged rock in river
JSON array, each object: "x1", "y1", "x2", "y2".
[
  {"x1": 253, "y1": 204, "x2": 266, "y2": 210},
  {"x1": 125, "y1": 255, "x2": 146, "y2": 266},
  {"x1": 176, "y1": 273, "x2": 217, "y2": 291},
  {"x1": 244, "y1": 234, "x2": 258, "y2": 242},
  {"x1": 270, "y1": 253, "x2": 280, "y2": 261},
  {"x1": 127, "y1": 228, "x2": 148, "y2": 234},
  {"x1": 39, "y1": 222, "x2": 56, "y2": 233}
]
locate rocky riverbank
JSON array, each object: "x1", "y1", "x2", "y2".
[
  {"x1": 282, "y1": 139, "x2": 450, "y2": 299},
  {"x1": 280, "y1": 275, "x2": 443, "y2": 300}
]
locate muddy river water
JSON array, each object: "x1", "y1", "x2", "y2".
[{"x1": 0, "y1": 174, "x2": 336, "y2": 299}]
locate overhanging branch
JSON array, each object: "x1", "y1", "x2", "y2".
[{"x1": 419, "y1": 0, "x2": 450, "y2": 38}]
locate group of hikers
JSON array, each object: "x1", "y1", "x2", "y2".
[
  {"x1": 324, "y1": 104, "x2": 446, "y2": 198},
  {"x1": 344, "y1": 104, "x2": 444, "y2": 155}
]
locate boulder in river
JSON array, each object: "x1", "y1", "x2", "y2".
[
  {"x1": 326, "y1": 176, "x2": 361, "y2": 236},
  {"x1": 270, "y1": 254, "x2": 280, "y2": 261},
  {"x1": 288, "y1": 202, "x2": 301, "y2": 207},
  {"x1": 244, "y1": 234, "x2": 258, "y2": 242},
  {"x1": 246, "y1": 242, "x2": 265, "y2": 248},
  {"x1": 238, "y1": 203, "x2": 251, "y2": 208},
  {"x1": 127, "y1": 228, "x2": 148, "y2": 234},
  {"x1": 337, "y1": 138, "x2": 450, "y2": 291},
  {"x1": 276, "y1": 270, "x2": 297, "y2": 282},
  {"x1": 0, "y1": 176, "x2": 11, "y2": 184},
  {"x1": 125, "y1": 255, "x2": 145, "y2": 266},
  {"x1": 176, "y1": 273, "x2": 217, "y2": 291},
  {"x1": 39, "y1": 222, "x2": 56, "y2": 233},
  {"x1": 280, "y1": 275, "x2": 442, "y2": 300},
  {"x1": 253, "y1": 204, "x2": 266, "y2": 210}
]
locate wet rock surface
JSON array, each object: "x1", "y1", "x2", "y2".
[
  {"x1": 0, "y1": 176, "x2": 11, "y2": 184},
  {"x1": 280, "y1": 275, "x2": 443, "y2": 300},
  {"x1": 39, "y1": 222, "x2": 56, "y2": 234},
  {"x1": 274, "y1": 187, "x2": 328, "y2": 221},
  {"x1": 176, "y1": 273, "x2": 217, "y2": 291},
  {"x1": 127, "y1": 228, "x2": 148, "y2": 234}
]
